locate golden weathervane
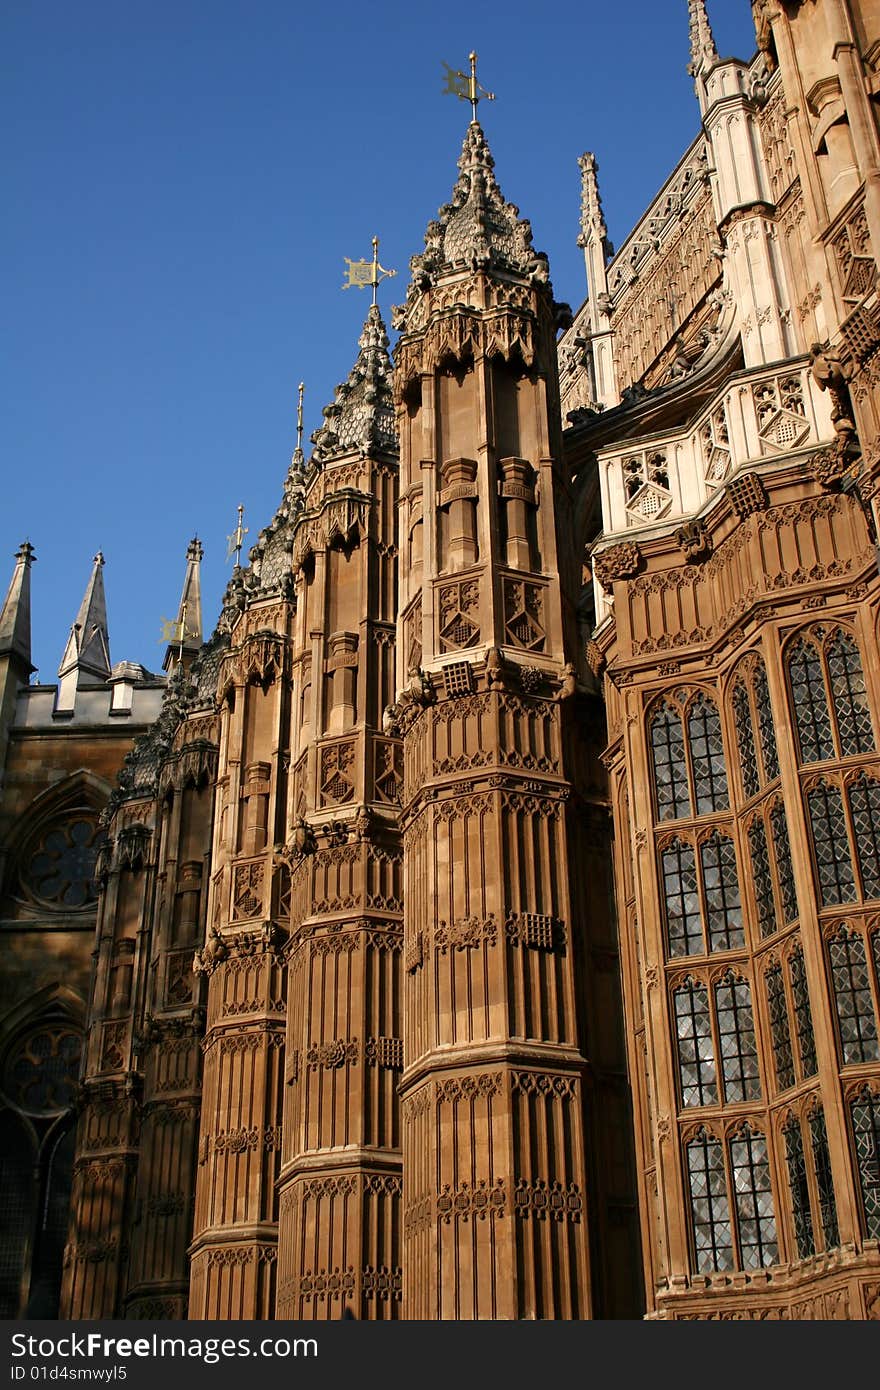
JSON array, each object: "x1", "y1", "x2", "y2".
[
  {"x1": 442, "y1": 51, "x2": 495, "y2": 122},
  {"x1": 342, "y1": 236, "x2": 397, "y2": 308},
  {"x1": 226, "y1": 504, "x2": 249, "y2": 567}
]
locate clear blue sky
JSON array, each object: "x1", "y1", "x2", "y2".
[{"x1": 2, "y1": 1, "x2": 757, "y2": 682}]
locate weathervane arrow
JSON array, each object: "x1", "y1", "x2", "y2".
[{"x1": 442, "y1": 51, "x2": 494, "y2": 122}]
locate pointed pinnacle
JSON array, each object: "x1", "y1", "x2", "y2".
[{"x1": 688, "y1": 0, "x2": 719, "y2": 77}]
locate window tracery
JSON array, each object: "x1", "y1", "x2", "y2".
[
  {"x1": 649, "y1": 690, "x2": 729, "y2": 823},
  {"x1": 787, "y1": 628, "x2": 875, "y2": 766},
  {"x1": 808, "y1": 1105, "x2": 839, "y2": 1251},
  {"x1": 730, "y1": 655, "x2": 779, "y2": 802},
  {"x1": 790, "y1": 945, "x2": 818, "y2": 1078},
  {"x1": 685, "y1": 1123, "x2": 778, "y2": 1274},
  {"x1": 807, "y1": 782, "x2": 857, "y2": 907},
  {"x1": 766, "y1": 963, "x2": 795, "y2": 1092},
  {"x1": 826, "y1": 926, "x2": 879, "y2": 1064},
  {"x1": 673, "y1": 973, "x2": 760, "y2": 1108},
  {"x1": 622, "y1": 448, "x2": 671, "y2": 526},
  {"x1": 783, "y1": 1115, "x2": 814, "y2": 1258},
  {"x1": 660, "y1": 830, "x2": 742, "y2": 957},
  {"x1": 850, "y1": 1086, "x2": 880, "y2": 1240}
]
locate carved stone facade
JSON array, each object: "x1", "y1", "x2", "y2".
[{"x1": 5, "y1": 0, "x2": 880, "y2": 1322}]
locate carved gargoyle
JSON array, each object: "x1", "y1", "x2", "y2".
[
  {"x1": 810, "y1": 342, "x2": 857, "y2": 443},
  {"x1": 290, "y1": 817, "x2": 317, "y2": 858}
]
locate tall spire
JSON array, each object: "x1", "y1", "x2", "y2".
[
  {"x1": 688, "y1": 0, "x2": 719, "y2": 78},
  {"x1": 58, "y1": 552, "x2": 111, "y2": 686},
  {"x1": 0, "y1": 541, "x2": 35, "y2": 671},
  {"x1": 163, "y1": 537, "x2": 203, "y2": 673},
  {"x1": 309, "y1": 306, "x2": 396, "y2": 463}
]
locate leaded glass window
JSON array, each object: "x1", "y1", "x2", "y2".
[
  {"x1": 827, "y1": 632, "x2": 875, "y2": 758},
  {"x1": 674, "y1": 980, "x2": 717, "y2": 1107},
  {"x1": 809, "y1": 1106, "x2": 839, "y2": 1250},
  {"x1": 770, "y1": 802, "x2": 799, "y2": 923},
  {"x1": 850, "y1": 1088, "x2": 880, "y2": 1240},
  {"x1": 789, "y1": 638, "x2": 834, "y2": 764},
  {"x1": 662, "y1": 840, "x2": 702, "y2": 957},
  {"x1": 688, "y1": 695, "x2": 730, "y2": 815},
  {"x1": 755, "y1": 664, "x2": 780, "y2": 782},
  {"x1": 766, "y1": 964, "x2": 794, "y2": 1091},
  {"x1": 807, "y1": 783, "x2": 857, "y2": 906},
  {"x1": 827, "y1": 928, "x2": 879, "y2": 1063},
  {"x1": 784, "y1": 1117, "x2": 814, "y2": 1259},
  {"x1": 790, "y1": 947, "x2": 817, "y2": 1078},
  {"x1": 715, "y1": 974, "x2": 761, "y2": 1103},
  {"x1": 848, "y1": 774, "x2": 880, "y2": 900},
  {"x1": 651, "y1": 703, "x2": 691, "y2": 821},
  {"x1": 733, "y1": 681, "x2": 760, "y2": 801},
  {"x1": 687, "y1": 1129, "x2": 733, "y2": 1272},
  {"x1": 749, "y1": 818, "x2": 776, "y2": 938},
  {"x1": 700, "y1": 832, "x2": 744, "y2": 952},
  {"x1": 730, "y1": 1124, "x2": 778, "y2": 1268}
]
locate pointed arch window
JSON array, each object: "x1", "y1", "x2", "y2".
[
  {"x1": 770, "y1": 802, "x2": 799, "y2": 924},
  {"x1": 850, "y1": 1086, "x2": 880, "y2": 1240},
  {"x1": 714, "y1": 973, "x2": 761, "y2": 1103},
  {"x1": 687, "y1": 1129, "x2": 733, "y2": 1273},
  {"x1": 783, "y1": 1115, "x2": 814, "y2": 1259},
  {"x1": 807, "y1": 782, "x2": 857, "y2": 906},
  {"x1": 661, "y1": 832, "x2": 743, "y2": 957},
  {"x1": 730, "y1": 655, "x2": 779, "y2": 802},
  {"x1": 747, "y1": 801, "x2": 798, "y2": 939},
  {"x1": 749, "y1": 818, "x2": 775, "y2": 938},
  {"x1": 649, "y1": 690, "x2": 729, "y2": 823},
  {"x1": 674, "y1": 980, "x2": 717, "y2": 1107},
  {"x1": 790, "y1": 945, "x2": 818, "y2": 1078},
  {"x1": 685, "y1": 1124, "x2": 777, "y2": 1274},
  {"x1": 826, "y1": 926, "x2": 879, "y2": 1064},
  {"x1": 847, "y1": 773, "x2": 880, "y2": 900},
  {"x1": 730, "y1": 1123, "x2": 778, "y2": 1269},
  {"x1": 766, "y1": 963, "x2": 795, "y2": 1092},
  {"x1": 787, "y1": 628, "x2": 875, "y2": 766},
  {"x1": 808, "y1": 1105, "x2": 839, "y2": 1250}
]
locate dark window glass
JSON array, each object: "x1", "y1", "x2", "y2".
[
  {"x1": 848, "y1": 775, "x2": 880, "y2": 900},
  {"x1": 766, "y1": 964, "x2": 794, "y2": 1091},
  {"x1": 651, "y1": 704, "x2": 691, "y2": 821},
  {"x1": 827, "y1": 632, "x2": 875, "y2": 758},
  {"x1": 730, "y1": 1125, "x2": 778, "y2": 1269},
  {"x1": 850, "y1": 1089, "x2": 880, "y2": 1241},
  {"x1": 662, "y1": 840, "x2": 702, "y2": 957},
  {"x1": 715, "y1": 975, "x2": 761, "y2": 1103},
  {"x1": 789, "y1": 639, "x2": 834, "y2": 764},
  {"x1": 749, "y1": 818, "x2": 776, "y2": 938},
  {"x1": 790, "y1": 947, "x2": 817, "y2": 1078},
  {"x1": 674, "y1": 981, "x2": 717, "y2": 1107},
  {"x1": 733, "y1": 682, "x2": 760, "y2": 801},
  {"x1": 808, "y1": 1107, "x2": 839, "y2": 1251},
  {"x1": 755, "y1": 663, "x2": 780, "y2": 782},
  {"x1": 828, "y1": 929, "x2": 879, "y2": 1064},
  {"x1": 687, "y1": 1130, "x2": 733, "y2": 1273},
  {"x1": 770, "y1": 802, "x2": 799, "y2": 923},
  {"x1": 807, "y1": 783, "x2": 857, "y2": 906},
  {"x1": 784, "y1": 1118, "x2": 814, "y2": 1259},
  {"x1": 688, "y1": 695, "x2": 730, "y2": 815},
  {"x1": 0, "y1": 1114, "x2": 35, "y2": 1318},
  {"x1": 700, "y1": 832, "x2": 744, "y2": 952}
]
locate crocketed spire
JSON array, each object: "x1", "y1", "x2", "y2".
[
  {"x1": 408, "y1": 121, "x2": 548, "y2": 289},
  {"x1": 309, "y1": 305, "x2": 396, "y2": 463},
  {"x1": 688, "y1": 0, "x2": 719, "y2": 77}
]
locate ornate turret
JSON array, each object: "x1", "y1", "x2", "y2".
[
  {"x1": 162, "y1": 537, "x2": 204, "y2": 673},
  {"x1": 56, "y1": 552, "x2": 111, "y2": 712},
  {"x1": 688, "y1": 0, "x2": 719, "y2": 80},
  {"x1": 310, "y1": 306, "x2": 396, "y2": 463}
]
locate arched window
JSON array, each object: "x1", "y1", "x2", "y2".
[
  {"x1": 749, "y1": 818, "x2": 775, "y2": 937},
  {"x1": 685, "y1": 1124, "x2": 778, "y2": 1274},
  {"x1": 808, "y1": 1105, "x2": 839, "y2": 1251},
  {"x1": 730, "y1": 655, "x2": 779, "y2": 801},
  {"x1": 789, "y1": 946, "x2": 818, "y2": 1078},
  {"x1": 766, "y1": 963, "x2": 794, "y2": 1092},
  {"x1": 787, "y1": 629, "x2": 875, "y2": 766},
  {"x1": 729, "y1": 1123, "x2": 778, "y2": 1269},
  {"x1": 714, "y1": 973, "x2": 760, "y2": 1103},
  {"x1": 748, "y1": 801, "x2": 798, "y2": 939},
  {"x1": 674, "y1": 980, "x2": 717, "y2": 1107},
  {"x1": 661, "y1": 840, "x2": 701, "y2": 957},
  {"x1": 847, "y1": 773, "x2": 880, "y2": 900},
  {"x1": 700, "y1": 833, "x2": 744, "y2": 952},
  {"x1": 826, "y1": 926, "x2": 879, "y2": 1064},
  {"x1": 769, "y1": 802, "x2": 799, "y2": 924},
  {"x1": 783, "y1": 1115, "x2": 814, "y2": 1259},
  {"x1": 807, "y1": 782, "x2": 857, "y2": 906},
  {"x1": 849, "y1": 1086, "x2": 880, "y2": 1240},
  {"x1": 649, "y1": 690, "x2": 730, "y2": 822},
  {"x1": 686, "y1": 1129, "x2": 733, "y2": 1273},
  {"x1": 661, "y1": 833, "x2": 743, "y2": 958}
]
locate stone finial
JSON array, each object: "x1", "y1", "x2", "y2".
[
  {"x1": 58, "y1": 551, "x2": 111, "y2": 684},
  {"x1": 577, "y1": 153, "x2": 608, "y2": 253},
  {"x1": 0, "y1": 540, "x2": 36, "y2": 668},
  {"x1": 688, "y1": 0, "x2": 719, "y2": 78},
  {"x1": 163, "y1": 536, "x2": 204, "y2": 672},
  {"x1": 309, "y1": 305, "x2": 396, "y2": 463}
]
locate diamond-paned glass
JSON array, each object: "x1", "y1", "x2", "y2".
[
  {"x1": 715, "y1": 976, "x2": 761, "y2": 1103},
  {"x1": 755, "y1": 663, "x2": 780, "y2": 782},
  {"x1": 808, "y1": 1107, "x2": 839, "y2": 1250},
  {"x1": 807, "y1": 783, "x2": 857, "y2": 906},
  {"x1": 850, "y1": 1090, "x2": 880, "y2": 1240},
  {"x1": 687, "y1": 1131, "x2": 733, "y2": 1272},
  {"x1": 674, "y1": 981, "x2": 718, "y2": 1107},
  {"x1": 700, "y1": 832, "x2": 744, "y2": 952},
  {"x1": 730, "y1": 1125, "x2": 778, "y2": 1269},
  {"x1": 662, "y1": 840, "x2": 702, "y2": 957},
  {"x1": 789, "y1": 947, "x2": 817, "y2": 1077},
  {"x1": 848, "y1": 775, "x2": 880, "y2": 900},
  {"x1": 688, "y1": 695, "x2": 730, "y2": 815},
  {"x1": 789, "y1": 639, "x2": 834, "y2": 764},
  {"x1": 766, "y1": 964, "x2": 795, "y2": 1091},
  {"x1": 749, "y1": 818, "x2": 777, "y2": 938},
  {"x1": 828, "y1": 929, "x2": 879, "y2": 1064},
  {"x1": 827, "y1": 632, "x2": 875, "y2": 758},
  {"x1": 784, "y1": 1118, "x2": 815, "y2": 1259},
  {"x1": 650, "y1": 704, "x2": 691, "y2": 821},
  {"x1": 770, "y1": 802, "x2": 799, "y2": 923},
  {"x1": 733, "y1": 681, "x2": 760, "y2": 801}
]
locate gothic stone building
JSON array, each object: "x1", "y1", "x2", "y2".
[{"x1": 2, "y1": 0, "x2": 880, "y2": 1321}]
